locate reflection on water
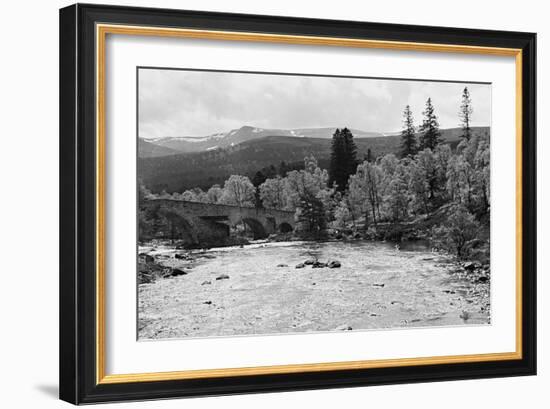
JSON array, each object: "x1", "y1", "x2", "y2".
[{"x1": 138, "y1": 240, "x2": 490, "y2": 339}]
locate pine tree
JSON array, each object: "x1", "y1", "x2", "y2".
[
  {"x1": 400, "y1": 105, "x2": 417, "y2": 157},
  {"x1": 419, "y1": 98, "x2": 442, "y2": 150},
  {"x1": 296, "y1": 192, "x2": 327, "y2": 239},
  {"x1": 366, "y1": 148, "x2": 373, "y2": 163},
  {"x1": 459, "y1": 87, "x2": 473, "y2": 141},
  {"x1": 278, "y1": 160, "x2": 289, "y2": 177},
  {"x1": 329, "y1": 128, "x2": 344, "y2": 189},
  {"x1": 341, "y1": 127, "x2": 358, "y2": 180},
  {"x1": 329, "y1": 127, "x2": 358, "y2": 192},
  {"x1": 252, "y1": 171, "x2": 267, "y2": 208}
]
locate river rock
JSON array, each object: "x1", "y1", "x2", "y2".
[
  {"x1": 295, "y1": 263, "x2": 305, "y2": 269},
  {"x1": 215, "y1": 274, "x2": 230, "y2": 280},
  {"x1": 203, "y1": 301, "x2": 212, "y2": 305},
  {"x1": 463, "y1": 261, "x2": 481, "y2": 271},
  {"x1": 460, "y1": 311, "x2": 471, "y2": 320},
  {"x1": 312, "y1": 261, "x2": 327, "y2": 268},
  {"x1": 304, "y1": 259, "x2": 316, "y2": 265},
  {"x1": 201, "y1": 280, "x2": 211, "y2": 285},
  {"x1": 328, "y1": 260, "x2": 341, "y2": 268},
  {"x1": 138, "y1": 253, "x2": 155, "y2": 264},
  {"x1": 168, "y1": 268, "x2": 187, "y2": 277},
  {"x1": 174, "y1": 253, "x2": 189, "y2": 260},
  {"x1": 372, "y1": 283, "x2": 385, "y2": 288}
]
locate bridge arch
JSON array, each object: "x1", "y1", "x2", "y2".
[
  {"x1": 240, "y1": 218, "x2": 268, "y2": 240},
  {"x1": 160, "y1": 210, "x2": 199, "y2": 245},
  {"x1": 279, "y1": 222, "x2": 293, "y2": 233}
]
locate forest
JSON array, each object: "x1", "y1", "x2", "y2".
[{"x1": 140, "y1": 87, "x2": 490, "y2": 261}]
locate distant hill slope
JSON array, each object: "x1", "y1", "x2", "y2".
[
  {"x1": 138, "y1": 139, "x2": 182, "y2": 158},
  {"x1": 138, "y1": 126, "x2": 489, "y2": 193},
  {"x1": 142, "y1": 126, "x2": 387, "y2": 156}
]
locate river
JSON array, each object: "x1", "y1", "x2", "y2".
[{"x1": 138, "y1": 240, "x2": 490, "y2": 340}]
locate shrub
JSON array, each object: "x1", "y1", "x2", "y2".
[{"x1": 432, "y1": 204, "x2": 480, "y2": 258}]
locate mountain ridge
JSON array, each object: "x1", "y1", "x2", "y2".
[{"x1": 140, "y1": 125, "x2": 393, "y2": 157}]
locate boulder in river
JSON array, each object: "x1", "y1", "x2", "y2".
[
  {"x1": 328, "y1": 260, "x2": 341, "y2": 268},
  {"x1": 304, "y1": 259, "x2": 316, "y2": 265},
  {"x1": 138, "y1": 253, "x2": 155, "y2": 264},
  {"x1": 372, "y1": 283, "x2": 385, "y2": 288},
  {"x1": 295, "y1": 263, "x2": 305, "y2": 269},
  {"x1": 215, "y1": 274, "x2": 230, "y2": 280},
  {"x1": 460, "y1": 311, "x2": 471, "y2": 321},
  {"x1": 167, "y1": 268, "x2": 187, "y2": 277},
  {"x1": 312, "y1": 261, "x2": 327, "y2": 268},
  {"x1": 463, "y1": 261, "x2": 482, "y2": 271},
  {"x1": 201, "y1": 280, "x2": 211, "y2": 285}
]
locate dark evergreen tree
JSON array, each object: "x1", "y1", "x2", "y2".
[
  {"x1": 341, "y1": 127, "x2": 359, "y2": 177},
  {"x1": 400, "y1": 105, "x2": 417, "y2": 157},
  {"x1": 251, "y1": 171, "x2": 266, "y2": 187},
  {"x1": 278, "y1": 160, "x2": 289, "y2": 177},
  {"x1": 366, "y1": 148, "x2": 373, "y2": 163},
  {"x1": 329, "y1": 127, "x2": 358, "y2": 192},
  {"x1": 267, "y1": 165, "x2": 277, "y2": 178},
  {"x1": 459, "y1": 87, "x2": 473, "y2": 141},
  {"x1": 297, "y1": 192, "x2": 327, "y2": 239},
  {"x1": 329, "y1": 128, "x2": 344, "y2": 188},
  {"x1": 419, "y1": 98, "x2": 442, "y2": 150},
  {"x1": 252, "y1": 171, "x2": 266, "y2": 208}
]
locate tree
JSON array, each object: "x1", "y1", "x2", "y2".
[
  {"x1": 400, "y1": 105, "x2": 417, "y2": 157},
  {"x1": 295, "y1": 192, "x2": 327, "y2": 239},
  {"x1": 432, "y1": 204, "x2": 480, "y2": 258},
  {"x1": 138, "y1": 184, "x2": 155, "y2": 202},
  {"x1": 419, "y1": 98, "x2": 442, "y2": 150},
  {"x1": 278, "y1": 161, "x2": 290, "y2": 177},
  {"x1": 366, "y1": 148, "x2": 373, "y2": 163},
  {"x1": 252, "y1": 171, "x2": 267, "y2": 208},
  {"x1": 284, "y1": 155, "x2": 331, "y2": 211},
  {"x1": 259, "y1": 176, "x2": 286, "y2": 209},
  {"x1": 332, "y1": 198, "x2": 353, "y2": 229},
  {"x1": 383, "y1": 163, "x2": 410, "y2": 222},
  {"x1": 252, "y1": 171, "x2": 267, "y2": 187},
  {"x1": 181, "y1": 189, "x2": 198, "y2": 202},
  {"x1": 459, "y1": 87, "x2": 473, "y2": 141},
  {"x1": 348, "y1": 160, "x2": 383, "y2": 226},
  {"x1": 220, "y1": 175, "x2": 255, "y2": 207},
  {"x1": 329, "y1": 127, "x2": 358, "y2": 192},
  {"x1": 408, "y1": 158, "x2": 431, "y2": 215},
  {"x1": 448, "y1": 132, "x2": 490, "y2": 217},
  {"x1": 473, "y1": 132, "x2": 490, "y2": 215},
  {"x1": 205, "y1": 184, "x2": 223, "y2": 203}
]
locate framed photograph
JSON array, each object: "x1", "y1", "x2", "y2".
[{"x1": 59, "y1": 3, "x2": 536, "y2": 404}]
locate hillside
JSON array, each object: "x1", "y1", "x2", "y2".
[
  {"x1": 138, "y1": 139, "x2": 182, "y2": 158},
  {"x1": 142, "y1": 125, "x2": 387, "y2": 156},
  {"x1": 138, "y1": 127, "x2": 489, "y2": 193}
]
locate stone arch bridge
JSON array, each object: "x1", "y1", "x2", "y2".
[{"x1": 140, "y1": 199, "x2": 296, "y2": 246}]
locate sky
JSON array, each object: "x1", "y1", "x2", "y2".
[{"x1": 138, "y1": 68, "x2": 491, "y2": 139}]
